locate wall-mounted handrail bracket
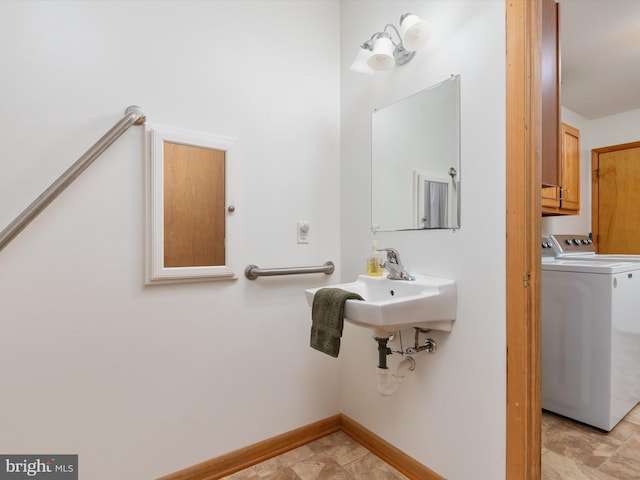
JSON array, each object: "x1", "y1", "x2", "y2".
[
  {"x1": 0, "y1": 105, "x2": 146, "y2": 254},
  {"x1": 245, "y1": 261, "x2": 335, "y2": 280},
  {"x1": 127, "y1": 105, "x2": 146, "y2": 125}
]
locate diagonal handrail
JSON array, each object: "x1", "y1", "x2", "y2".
[{"x1": 0, "y1": 105, "x2": 146, "y2": 254}]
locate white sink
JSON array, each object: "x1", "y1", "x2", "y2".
[{"x1": 305, "y1": 274, "x2": 456, "y2": 336}]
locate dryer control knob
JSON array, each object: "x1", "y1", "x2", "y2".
[{"x1": 565, "y1": 239, "x2": 574, "y2": 246}]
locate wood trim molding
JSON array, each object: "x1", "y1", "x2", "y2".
[
  {"x1": 156, "y1": 415, "x2": 341, "y2": 480},
  {"x1": 592, "y1": 148, "x2": 600, "y2": 250},
  {"x1": 156, "y1": 414, "x2": 442, "y2": 480},
  {"x1": 506, "y1": 0, "x2": 542, "y2": 479},
  {"x1": 591, "y1": 140, "x2": 640, "y2": 155},
  {"x1": 340, "y1": 415, "x2": 444, "y2": 480}
]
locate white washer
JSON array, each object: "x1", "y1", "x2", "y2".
[
  {"x1": 544, "y1": 233, "x2": 640, "y2": 264},
  {"x1": 541, "y1": 235, "x2": 640, "y2": 431}
]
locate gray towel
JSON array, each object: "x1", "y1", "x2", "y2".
[{"x1": 310, "y1": 287, "x2": 363, "y2": 358}]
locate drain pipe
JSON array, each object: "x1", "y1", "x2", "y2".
[
  {"x1": 374, "y1": 329, "x2": 438, "y2": 396},
  {"x1": 375, "y1": 337, "x2": 392, "y2": 369},
  {"x1": 375, "y1": 335, "x2": 416, "y2": 396},
  {"x1": 377, "y1": 356, "x2": 416, "y2": 396}
]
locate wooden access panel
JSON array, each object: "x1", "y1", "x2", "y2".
[
  {"x1": 593, "y1": 142, "x2": 640, "y2": 254},
  {"x1": 163, "y1": 141, "x2": 225, "y2": 267}
]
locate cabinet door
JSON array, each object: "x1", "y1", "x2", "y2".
[
  {"x1": 541, "y1": 0, "x2": 560, "y2": 187},
  {"x1": 560, "y1": 123, "x2": 580, "y2": 211},
  {"x1": 542, "y1": 186, "x2": 559, "y2": 209}
]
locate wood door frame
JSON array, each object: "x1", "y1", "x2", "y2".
[
  {"x1": 591, "y1": 140, "x2": 640, "y2": 252},
  {"x1": 506, "y1": 0, "x2": 542, "y2": 478}
]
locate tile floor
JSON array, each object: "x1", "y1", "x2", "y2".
[
  {"x1": 542, "y1": 403, "x2": 640, "y2": 479},
  {"x1": 222, "y1": 403, "x2": 640, "y2": 480},
  {"x1": 220, "y1": 430, "x2": 409, "y2": 480}
]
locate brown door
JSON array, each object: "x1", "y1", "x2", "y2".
[{"x1": 592, "y1": 141, "x2": 640, "y2": 253}]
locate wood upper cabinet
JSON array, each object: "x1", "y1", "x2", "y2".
[
  {"x1": 559, "y1": 124, "x2": 580, "y2": 211},
  {"x1": 541, "y1": 0, "x2": 560, "y2": 187},
  {"x1": 539, "y1": 0, "x2": 580, "y2": 215},
  {"x1": 542, "y1": 123, "x2": 580, "y2": 215}
]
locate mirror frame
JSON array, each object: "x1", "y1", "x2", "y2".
[{"x1": 145, "y1": 125, "x2": 237, "y2": 284}]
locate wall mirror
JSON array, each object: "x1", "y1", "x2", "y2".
[
  {"x1": 371, "y1": 74, "x2": 461, "y2": 231},
  {"x1": 146, "y1": 125, "x2": 237, "y2": 284}
]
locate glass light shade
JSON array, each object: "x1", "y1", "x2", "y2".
[
  {"x1": 400, "y1": 14, "x2": 431, "y2": 51},
  {"x1": 349, "y1": 47, "x2": 375, "y2": 75},
  {"x1": 367, "y1": 36, "x2": 395, "y2": 71}
]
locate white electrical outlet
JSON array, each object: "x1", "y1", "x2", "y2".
[{"x1": 297, "y1": 221, "x2": 310, "y2": 244}]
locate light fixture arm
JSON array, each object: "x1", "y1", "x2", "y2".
[
  {"x1": 379, "y1": 23, "x2": 414, "y2": 66},
  {"x1": 359, "y1": 37, "x2": 376, "y2": 51},
  {"x1": 361, "y1": 29, "x2": 393, "y2": 51},
  {"x1": 383, "y1": 23, "x2": 403, "y2": 47},
  {"x1": 363, "y1": 24, "x2": 404, "y2": 49}
]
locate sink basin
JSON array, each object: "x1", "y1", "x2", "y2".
[{"x1": 305, "y1": 274, "x2": 456, "y2": 336}]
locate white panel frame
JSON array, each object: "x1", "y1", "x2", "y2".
[
  {"x1": 412, "y1": 169, "x2": 457, "y2": 229},
  {"x1": 145, "y1": 124, "x2": 238, "y2": 284}
]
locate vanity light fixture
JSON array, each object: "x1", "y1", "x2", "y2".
[{"x1": 349, "y1": 13, "x2": 431, "y2": 75}]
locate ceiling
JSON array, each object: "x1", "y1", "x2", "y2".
[{"x1": 559, "y1": 0, "x2": 640, "y2": 119}]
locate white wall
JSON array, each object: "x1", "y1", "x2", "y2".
[
  {"x1": 0, "y1": 1, "x2": 341, "y2": 478},
  {"x1": 587, "y1": 108, "x2": 640, "y2": 150},
  {"x1": 340, "y1": 2, "x2": 506, "y2": 479}
]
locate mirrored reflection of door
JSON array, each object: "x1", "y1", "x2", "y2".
[
  {"x1": 413, "y1": 170, "x2": 458, "y2": 229},
  {"x1": 163, "y1": 142, "x2": 225, "y2": 267},
  {"x1": 422, "y1": 180, "x2": 448, "y2": 229}
]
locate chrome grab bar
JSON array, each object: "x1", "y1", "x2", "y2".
[
  {"x1": 245, "y1": 261, "x2": 335, "y2": 280},
  {"x1": 0, "y1": 105, "x2": 146, "y2": 253}
]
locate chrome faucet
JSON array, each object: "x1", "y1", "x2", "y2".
[{"x1": 378, "y1": 248, "x2": 415, "y2": 281}]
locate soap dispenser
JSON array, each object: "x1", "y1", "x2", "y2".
[{"x1": 366, "y1": 240, "x2": 383, "y2": 276}]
